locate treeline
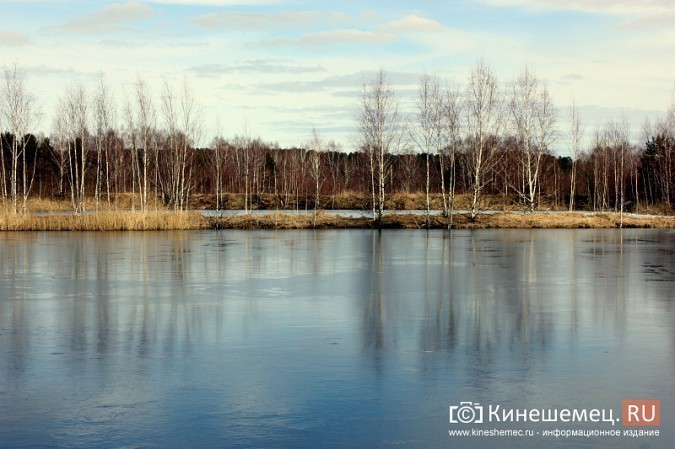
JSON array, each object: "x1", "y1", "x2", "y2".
[{"x1": 0, "y1": 63, "x2": 673, "y2": 217}]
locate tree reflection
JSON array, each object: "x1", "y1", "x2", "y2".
[{"x1": 0, "y1": 228, "x2": 673, "y2": 443}]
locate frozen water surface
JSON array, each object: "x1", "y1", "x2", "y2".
[{"x1": 0, "y1": 229, "x2": 673, "y2": 448}]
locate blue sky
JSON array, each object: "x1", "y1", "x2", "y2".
[{"x1": 1, "y1": 0, "x2": 673, "y2": 153}]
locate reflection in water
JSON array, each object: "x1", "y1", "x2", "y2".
[{"x1": 0, "y1": 229, "x2": 674, "y2": 448}]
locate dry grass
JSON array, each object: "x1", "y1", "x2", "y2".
[
  {"x1": 217, "y1": 210, "x2": 667, "y2": 230},
  {"x1": 210, "y1": 211, "x2": 673, "y2": 230},
  {"x1": 3, "y1": 193, "x2": 168, "y2": 213},
  {"x1": 456, "y1": 212, "x2": 674, "y2": 229},
  {"x1": 1, "y1": 193, "x2": 672, "y2": 231},
  {"x1": 212, "y1": 211, "x2": 371, "y2": 229},
  {"x1": 633, "y1": 202, "x2": 674, "y2": 216},
  {"x1": 0, "y1": 211, "x2": 209, "y2": 231},
  {"x1": 0, "y1": 210, "x2": 671, "y2": 231},
  {"x1": 16, "y1": 192, "x2": 672, "y2": 216}
]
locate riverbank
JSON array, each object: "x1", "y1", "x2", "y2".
[
  {"x1": 7, "y1": 192, "x2": 674, "y2": 215},
  {"x1": 0, "y1": 210, "x2": 672, "y2": 231},
  {"x1": 212, "y1": 211, "x2": 674, "y2": 230},
  {"x1": 0, "y1": 211, "x2": 209, "y2": 231}
]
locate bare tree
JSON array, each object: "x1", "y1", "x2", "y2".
[
  {"x1": 443, "y1": 82, "x2": 463, "y2": 227},
  {"x1": 122, "y1": 95, "x2": 138, "y2": 211},
  {"x1": 135, "y1": 78, "x2": 155, "y2": 211},
  {"x1": 305, "y1": 128, "x2": 325, "y2": 226},
  {"x1": 306, "y1": 128, "x2": 323, "y2": 209},
  {"x1": 357, "y1": 69, "x2": 402, "y2": 223},
  {"x1": 568, "y1": 97, "x2": 583, "y2": 211},
  {"x1": 92, "y1": 76, "x2": 116, "y2": 210},
  {"x1": 211, "y1": 135, "x2": 228, "y2": 211},
  {"x1": 607, "y1": 115, "x2": 630, "y2": 226},
  {"x1": 2, "y1": 64, "x2": 40, "y2": 213},
  {"x1": 325, "y1": 140, "x2": 343, "y2": 208},
  {"x1": 232, "y1": 130, "x2": 252, "y2": 213},
  {"x1": 158, "y1": 79, "x2": 200, "y2": 210},
  {"x1": 465, "y1": 59, "x2": 504, "y2": 220},
  {"x1": 662, "y1": 89, "x2": 675, "y2": 209},
  {"x1": 51, "y1": 108, "x2": 69, "y2": 200},
  {"x1": 509, "y1": 67, "x2": 557, "y2": 212},
  {"x1": 55, "y1": 83, "x2": 88, "y2": 213},
  {"x1": 410, "y1": 74, "x2": 440, "y2": 227},
  {"x1": 178, "y1": 79, "x2": 201, "y2": 210},
  {"x1": 534, "y1": 82, "x2": 558, "y2": 206}
]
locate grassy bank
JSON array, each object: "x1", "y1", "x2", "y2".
[
  {"x1": 1, "y1": 199, "x2": 672, "y2": 231},
  {"x1": 210, "y1": 211, "x2": 674, "y2": 230},
  {"x1": 0, "y1": 211, "x2": 210, "y2": 231},
  {"x1": 191, "y1": 191, "x2": 566, "y2": 212},
  {"x1": 7, "y1": 192, "x2": 673, "y2": 215},
  {"x1": 1, "y1": 211, "x2": 673, "y2": 232}
]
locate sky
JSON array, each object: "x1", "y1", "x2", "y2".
[{"x1": 0, "y1": 0, "x2": 674, "y2": 154}]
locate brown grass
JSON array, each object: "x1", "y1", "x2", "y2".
[
  {"x1": 211, "y1": 211, "x2": 372, "y2": 229},
  {"x1": 0, "y1": 210, "x2": 672, "y2": 231},
  {"x1": 3, "y1": 193, "x2": 168, "y2": 213},
  {"x1": 11, "y1": 192, "x2": 673, "y2": 215},
  {"x1": 0, "y1": 197, "x2": 672, "y2": 231},
  {"x1": 448, "y1": 212, "x2": 674, "y2": 229},
  {"x1": 0, "y1": 211, "x2": 209, "y2": 231},
  {"x1": 210, "y1": 211, "x2": 673, "y2": 230}
]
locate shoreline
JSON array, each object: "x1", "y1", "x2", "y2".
[{"x1": 0, "y1": 210, "x2": 673, "y2": 231}]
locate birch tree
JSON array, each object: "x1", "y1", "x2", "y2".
[
  {"x1": 568, "y1": 98, "x2": 583, "y2": 211},
  {"x1": 93, "y1": 76, "x2": 116, "y2": 210},
  {"x1": 135, "y1": 78, "x2": 155, "y2": 211},
  {"x1": 357, "y1": 69, "x2": 402, "y2": 223},
  {"x1": 509, "y1": 67, "x2": 557, "y2": 212},
  {"x1": 306, "y1": 128, "x2": 323, "y2": 216},
  {"x1": 607, "y1": 115, "x2": 629, "y2": 226},
  {"x1": 443, "y1": 82, "x2": 463, "y2": 227},
  {"x1": 159, "y1": 80, "x2": 200, "y2": 210},
  {"x1": 55, "y1": 83, "x2": 88, "y2": 213},
  {"x1": 465, "y1": 59, "x2": 503, "y2": 220},
  {"x1": 211, "y1": 135, "x2": 227, "y2": 211},
  {"x1": 410, "y1": 74, "x2": 440, "y2": 226},
  {"x1": 2, "y1": 64, "x2": 40, "y2": 213}
]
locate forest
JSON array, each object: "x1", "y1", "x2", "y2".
[{"x1": 1, "y1": 62, "x2": 674, "y2": 221}]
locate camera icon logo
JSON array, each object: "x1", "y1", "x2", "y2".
[{"x1": 449, "y1": 402, "x2": 484, "y2": 424}]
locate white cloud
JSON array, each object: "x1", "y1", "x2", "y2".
[
  {"x1": 476, "y1": 0, "x2": 673, "y2": 17},
  {"x1": 229, "y1": 13, "x2": 444, "y2": 49},
  {"x1": 48, "y1": 0, "x2": 156, "y2": 35},
  {"x1": 384, "y1": 14, "x2": 443, "y2": 33},
  {"x1": 263, "y1": 29, "x2": 397, "y2": 48},
  {"x1": 617, "y1": 10, "x2": 675, "y2": 29},
  {"x1": 190, "y1": 11, "x2": 348, "y2": 30},
  {"x1": 0, "y1": 29, "x2": 29, "y2": 46},
  {"x1": 188, "y1": 59, "x2": 326, "y2": 77}
]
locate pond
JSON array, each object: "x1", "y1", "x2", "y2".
[{"x1": 0, "y1": 229, "x2": 673, "y2": 448}]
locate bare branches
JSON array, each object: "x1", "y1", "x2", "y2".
[
  {"x1": 410, "y1": 74, "x2": 441, "y2": 224},
  {"x1": 568, "y1": 98, "x2": 583, "y2": 211},
  {"x1": 93, "y1": 75, "x2": 116, "y2": 210},
  {"x1": 357, "y1": 69, "x2": 402, "y2": 222},
  {"x1": 306, "y1": 128, "x2": 324, "y2": 225},
  {"x1": 465, "y1": 59, "x2": 504, "y2": 220},
  {"x1": 2, "y1": 64, "x2": 40, "y2": 213},
  {"x1": 53, "y1": 83, "x2": 88, "y2": 213},
  {"x1": 509, "y1": 67, "x2": 558, "y2": 212}
]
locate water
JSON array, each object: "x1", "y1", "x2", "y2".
[{"x1": 0, "y1": 229, "x2": 673, "y2": 448}]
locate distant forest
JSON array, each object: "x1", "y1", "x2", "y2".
[{"x1": 1, "y1": 62, "x2": 673, "y2": 217}]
